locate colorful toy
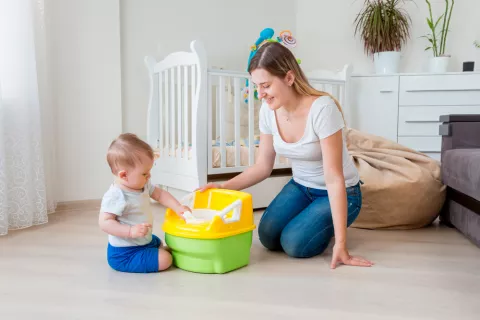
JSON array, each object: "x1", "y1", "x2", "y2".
[
  {"x1": 246, "y1": 27, "x2": 275, "y2": 73},
  {"x1": 162, "y1": 189, "x2": 255, "y2": 274},
  {"x1": 243, "y1": 28, "x2": 301, "y2": 103}
]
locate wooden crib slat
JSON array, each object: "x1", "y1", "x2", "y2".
[
  {"x1": 170, "y1": 68, "x2": 175, "y2": 156},
  {"x1": 191, "y1": 64, "x2": 196, "y2": 159},
  {"x1": 339, "y1": 85, "x2": 345, "y2": 111},
  {"x1": 234, "y1": 77, "x2": 241, "y2": 167},
  {"x1": 184, "y1": 66, "x2": 189, "y2": 160},
  {"x1": 165, "y1": 70, "x2": 170, "y2": 154},
  {"x1": 333, "y1": 84, "x2": 339, "y2": 102},
  {"x1": 227, "y1": 77, "x2": 231, "y2": 105},
  {"x1": 248, "y1": 78, "x2": 254, "y2": 166},
  {"x1": 207, "y1": 73, "x2": 213, "y2": 170},
  {"x1": 177, "y1": 66, "x2": 182, "y2": 159},
  {"x1": 158, "y1": 72, "x2": 164, "y2": 156},
  {"x1": 216, "y1": 83, "x2": 220, "y2": 143},
  {"x1": 219, "y1": 76, "x2": 226, "y2": 168}
]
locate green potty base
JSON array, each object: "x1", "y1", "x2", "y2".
[{"x1": 165, "y1": 231, "x2": 252, "y2": 274}]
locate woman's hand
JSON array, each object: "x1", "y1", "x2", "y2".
[
  {"x1": 330, "y1": 243, "x2": 374, "y2": 269},
  {"x1": 196, "y1": 182, "x2": 223, "y2": 192}
]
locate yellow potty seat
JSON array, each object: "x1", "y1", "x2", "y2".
[{"x1": 162, "y1": 188, "x2": 255, "y2": 274}]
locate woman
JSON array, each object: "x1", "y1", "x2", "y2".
[{"x1": 200, "y1": 42, "x2": 373, "y2": 269}]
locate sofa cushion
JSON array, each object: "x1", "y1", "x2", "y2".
[{"x1": 442, "y1": 149, "x2": 480, "y2": 202}]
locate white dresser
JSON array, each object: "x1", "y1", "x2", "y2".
[{"x1": 348, "y1": 72, "x2": 480, "y2": 161}]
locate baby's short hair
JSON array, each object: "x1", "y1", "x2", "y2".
[{"x1": 107, "y1": 133, "x2": 154, "y2": 174}]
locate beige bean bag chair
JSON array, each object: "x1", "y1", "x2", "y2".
[{"x1": 345, "y1": 128, "x2": 446, "y2": 230}]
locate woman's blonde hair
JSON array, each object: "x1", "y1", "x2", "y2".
[{"x1": 248, "y1": 42, "x2": 345, "y2": 123}]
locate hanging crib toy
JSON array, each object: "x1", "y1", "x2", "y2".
[{"x1": 242, "y1": 28, "x2": 301, "y2": 104}]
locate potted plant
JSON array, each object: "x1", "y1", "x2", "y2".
[
  {"x1": 423, "y1": 0, "x2": 455, "y2": 73},
  {"x1": 354, "y1": 0, "x2": 412, "y2": 74}
]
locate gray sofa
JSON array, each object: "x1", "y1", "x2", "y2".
[{"x1": 439, "y1": 114, "x2": 480, "y2": 247}]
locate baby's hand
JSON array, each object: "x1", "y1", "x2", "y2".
[
  {"x1": 177, "y1": 205, "x2": 192, "y2": 214},
  {"x1": 129, "y1": 223, "x2": 151, "y2": 238},
  {"x1": 174, "y1": 205, "x2": 191, "y2": 220}
]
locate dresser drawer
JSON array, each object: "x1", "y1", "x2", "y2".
[
  {"x1": 398, "y1": 105, "x2": 480, "y2": 136},
  {"x1": 397, "y1": 136, "x2": 442, "y2": 153},
  {"x1": 350, "y1": 76, "x2": 399, "y2": 142},
  {"x1": 399, "y1": 74, "x2": 480, "y2": 106}
]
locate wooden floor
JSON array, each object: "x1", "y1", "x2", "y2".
[{"x1": 1, "y1": 203, "x2": 480, "y2": 320}]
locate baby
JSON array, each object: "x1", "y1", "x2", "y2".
[{"x1": 98, "y1": 133, "x2": 190, "y2": 273}]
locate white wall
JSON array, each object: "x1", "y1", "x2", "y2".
[
  {"x1": 47, "y1": 0, "x2": 480, "y2": 202},
  {"x1": 120, "y1": 0, "x2": 296, "y2": 139},
  {"x1": 46, "y1": 0, "x2": 122, "y2": 202},
  {"x1": 296, "y1": 0, "x2": 480, "y2": 74}
]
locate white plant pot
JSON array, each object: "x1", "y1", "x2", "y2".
[
  {"x1": 373, "y1": 51, "x2": 401, "y2": 74},
  {"x1": 429, "y1": 56, "x2": 450, "y2": 73}
]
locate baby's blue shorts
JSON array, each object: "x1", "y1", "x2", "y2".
[{"x1": 107, "y1": 234, "x2": 161, "y2": 273}]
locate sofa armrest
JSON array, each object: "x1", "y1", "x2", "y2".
[{"x1": 439, "y1": 114, "x2": 480, "y2": 155}]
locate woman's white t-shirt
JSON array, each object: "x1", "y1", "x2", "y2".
[{"x1": 259, "y1": 95, "x2": 359, "y2": 190}]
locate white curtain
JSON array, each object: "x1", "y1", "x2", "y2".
[{"x1": 0, "y1": 0, "x2": 57, "y2": 236}]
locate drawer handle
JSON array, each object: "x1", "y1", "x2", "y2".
[
  {"x1": 418, "y1": 150, "x2": 440, "y2": 153},
  {"x1": 405, "y1": 120, "x2": 440, "y2": 123},
  {"x1": 405, "y1": 88, "x2": 480, "y2": 93},
  {"x1": 380, "y1": 90, "x2": 393, "y2": 93}
]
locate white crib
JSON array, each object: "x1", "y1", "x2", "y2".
[{"x1": 144, "y1": 40, "x2": 352, "y2": 209}]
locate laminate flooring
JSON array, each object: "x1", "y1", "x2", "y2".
[{"x1": 1, "y1": 203, "x2": 479, "y2": 320}]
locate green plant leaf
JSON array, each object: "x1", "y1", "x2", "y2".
[
  {"x1": 353, "y1": 0, "x2": 412, "y2": 56},
  {"x1": 426, "y1": 18, "x2": 434, "y2": 30},
  {"x1": 434, "y1": 14, "x2": 444, "y2": 28}
]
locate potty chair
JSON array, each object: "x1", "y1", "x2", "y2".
[{"x1": 162, "y1": 189, "x2": 255, "y2": 274}]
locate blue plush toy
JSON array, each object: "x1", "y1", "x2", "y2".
[
  {"x1": 243, "y1": 28, "x2": 300, "y2": 104},
  {"x1": 246, "y1": 28, "x2": 275, "y2": 74}
]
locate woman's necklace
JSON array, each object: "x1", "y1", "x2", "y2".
[
  {"x1": 285, "y1": 110, "x2": 294, "y2": 122},
  {"x1": 284, "y1": 109, "x2": 292, "y2": 122},
  {"x1": 283, "y1": 103, "x2": 301, "y2": 122}
]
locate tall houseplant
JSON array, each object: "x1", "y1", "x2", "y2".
[
  {"x1": 354, "y1": 0, "x2": 412, "y2": 74},
  {"x1": 423, "y1": 0, "x2": 455, "y2": 73}
]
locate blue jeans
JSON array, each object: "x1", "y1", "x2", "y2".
[{"x1": 258, "y1": 179, "x2": 362, "y2": 258}]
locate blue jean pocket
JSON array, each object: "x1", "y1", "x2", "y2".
[
  {"x1": 346, "y1": 183, "x2": 361, "y2": 197},
  {"x1": 346, "y1": 184, "x2": 362, "y2": 226}
]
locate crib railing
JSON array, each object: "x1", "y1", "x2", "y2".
[
  {"x1": 145, "y1": 41, "x2": 208, "y2": 191},
  {"x1": 155, "y1": 65, "x2": 195, "y2": 160},
  {"x1": 206, "y1": 69, "x2": 348, "y2": 174},
  {"x1": 207, "y1": 70, "x2": 261, "y2": 174}
]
